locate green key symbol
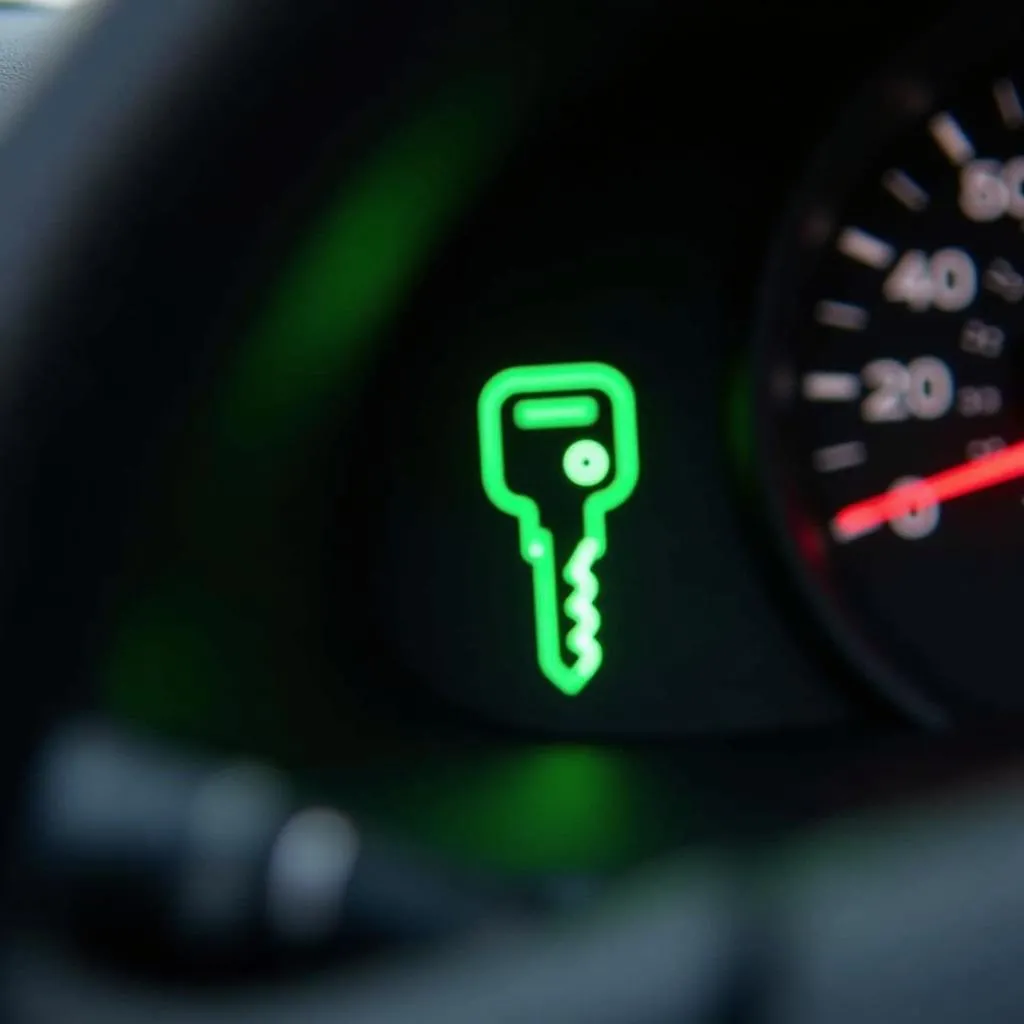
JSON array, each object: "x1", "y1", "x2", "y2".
[{"x1": 477, "y1": 362, "x2": 640, "y2": 696}]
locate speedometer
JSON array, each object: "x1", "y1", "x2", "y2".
[{"x1": 756, "y1": 11, "x2": 1024, "y2": 723}]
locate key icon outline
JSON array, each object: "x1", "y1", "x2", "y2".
[{"x1": 477, "y1": 362, "x2": 640, "y2": 696}]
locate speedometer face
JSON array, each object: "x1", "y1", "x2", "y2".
[{"x1": 757, "y1": 22, "x2": 1024, "y2": 722}]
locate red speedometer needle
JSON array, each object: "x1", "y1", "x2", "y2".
[{"x1": 832, "y1": 440, "x2": 1024, "y2": 542}]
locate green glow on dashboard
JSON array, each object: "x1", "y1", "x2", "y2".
[
  {"x1": 105, "y1": 78, "x2": 517, "y2": 742},
  {"x1": 477, "y1": 363, "x2": 639, "y2": 696},
  {"x1": 727, "y1": 356, "x2": 754, "y2": 478},
  {"x1": 219, "y1": 85, "x2": 515, "y2": 453},
  {"x1": 388, "y1": 746, "x2": 648, "y2": 872}
]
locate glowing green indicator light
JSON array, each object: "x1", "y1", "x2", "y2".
[{"x1": 477, "y1": 363, "x2": 639, "y2": 696}]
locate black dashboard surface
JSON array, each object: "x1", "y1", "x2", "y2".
[
  {"x1": 93, "y1": 4, "x2": 990, "y2": 766},
  {"x1": 2, "y1": 0, "x2": 1019, "y2": 884}
]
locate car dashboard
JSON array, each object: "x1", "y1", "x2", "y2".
[{"x1": 6, "y1": 0, "x2": 1021, "y2": 878}]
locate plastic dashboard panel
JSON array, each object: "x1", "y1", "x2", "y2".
[
  {"x1": 0, "y1": 2, "x2": 982, "y2": 862},
  {"x1": 108, "y1": 5, "x2": 987, "y2": 753},
  {"x1": 91, "y1": 7, "x2": 984, "y2": 756},
  {"x1": 0, "y1": 1, "x2": 1014, "y2": 980}
]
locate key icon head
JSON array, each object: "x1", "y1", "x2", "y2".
[
  {"x1": 478, "y1": 362, "x2": 639, "y2": 558},
  {"x1": 477, "y1": 362, "x2": 639, "y2": 696}
]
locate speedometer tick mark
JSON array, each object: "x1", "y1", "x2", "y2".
[
  {"x1": 802, "y1": 372, "x2": 861, "y2": 401},
  {"x1": 882, "y1": 169, "x2": 929, "y2": 211},
  {"x1": 837, "y1": 227, "x2": 895, "y2": 269},
  {"x1": 994, "y1": 78, "x2": 1024, "y2": 129},
  {"x1": 814, "y1": 442, "x2": 867, "y2": 473},
  {"x1": 928, "y1": 112, "x2": 975, "y2": 166},
  {"x1": 814, "y1": 300, "x2": 868, "y2": 331}
]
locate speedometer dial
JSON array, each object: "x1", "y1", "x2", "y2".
[{"x1": 756, "y1": 13, "x2": 1024, "y2": 723}]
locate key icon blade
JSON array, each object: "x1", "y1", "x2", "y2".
[{"x1": 477, "y1": 362, "x2": 639, "y2": 696}]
